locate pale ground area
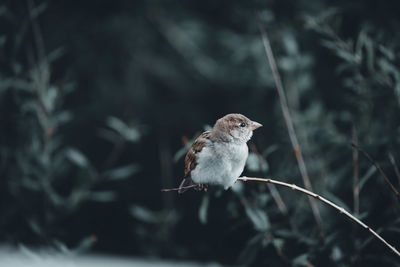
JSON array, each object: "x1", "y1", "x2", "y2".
[{"x1": 0, "y1": 246, "x2": 220, "y2": 267}]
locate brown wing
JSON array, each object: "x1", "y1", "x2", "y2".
[{"x1": 184, "y1": 131, "x2": 212, "y2": 177}]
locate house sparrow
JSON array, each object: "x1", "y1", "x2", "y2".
[{"x1": 178, "y1": 113, "x2": 262, "y2": 193}]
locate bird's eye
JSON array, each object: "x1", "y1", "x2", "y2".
[{"x1": 239, "y1": 122, "x2": 246, "y2": 127}]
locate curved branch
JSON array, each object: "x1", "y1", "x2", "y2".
[{"x1": 237, "y1": 176, "x2": 400, "y2": 257}]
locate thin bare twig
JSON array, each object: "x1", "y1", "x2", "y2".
[
  {"x1": 256, "y1": 12, "x2": 323, "y2": 234},
  {"x1": 27, "y1": 0, "x2": 46, "y2": 64},
  {"x1": 249, "y1": 144, "x2": 289, "y2": 216},
  {"x1": 388, "y1": 152, "x2": 400, "y2": 187},
  {"x1": 161, "y1": 184, "x2": 198, "y2": 192},
  {"x1": 237, "y1": 176, "x2": 400, "y2": 257},
  {"x1": 352, "y1": 144, "x2": 400, "y2": 200},
  {"x1": 352, "y1": 125, "x2": 359, "y2": 215}
]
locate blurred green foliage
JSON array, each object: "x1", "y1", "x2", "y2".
[
  {"x1": 0, "y1": 0, "x2": 142, "y2": 250},
  {"x1": 1, "y1": 0, "x2": 400, "y2": 266}
]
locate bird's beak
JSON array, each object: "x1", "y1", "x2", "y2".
[{"x1": 250, "y1": 121, "x2": 262, "y2": 130}]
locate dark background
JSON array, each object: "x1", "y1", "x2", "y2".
[{"x1": 1, "y1": 0, "x2": 400, "y2": 266}]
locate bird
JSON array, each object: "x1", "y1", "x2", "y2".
[{"x1": 178, "y1": 113, "x2": 262, "y2": 193}]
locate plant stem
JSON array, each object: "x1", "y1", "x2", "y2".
[
  {"x1": 388, "y1": 152, "x2": 400, "y2": 187},
  {"x1": 352, "y1": 144, "x2": 400, "y2": 200},
  {"x1": 256, "y1": 12, "x2": 323, "y2": 235},
  {"x1": 352, "y1": 125, "x2": 359, "y2": 215}
]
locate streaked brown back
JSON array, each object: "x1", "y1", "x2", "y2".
[{"x1": 184, "y1": 131, "x2": 212, "y2": 177}]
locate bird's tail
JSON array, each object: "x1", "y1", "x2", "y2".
[{"x1": 178, "y1": 177, "x2": 195, "y2": 193}]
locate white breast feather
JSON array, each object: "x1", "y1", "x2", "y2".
[{"x1": 191, "y1": 142, "x2": 248, "y2": 189}]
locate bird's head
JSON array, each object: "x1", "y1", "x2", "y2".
[{"x1": 213, "y1": 113, "x2": 262, "y2": 143}]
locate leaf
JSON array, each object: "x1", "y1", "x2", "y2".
[
  {"x1": 67, "y1": 190, "x2": 87, "y2": 208},
  {"x1": 237, "y1": 233, "x2": 263, "y2": 265},
  {"x1": 292, "y1": 253, "x2": 311, "y2": 266},
  {"x1": 72, "y1": 236, "x2": 95, "y2": 254},
  {"x1": 173, "y1": 142, "x2": 192, "y2": 163},
  {"x1": 198, "y1": 194, "x2": 210, "y2": 224},
  {"x1": 275, "y1": 229, "x2": 317, "y2": 246},
  {"x1": 360, "y1": 227, "x2": 383, "y2": 249},
  {"x1": 173, "y1": 127, "x2": 211, "y2": 162},
  {"x1": 52, "y1": 239, "x2": 70, "y2": 254},
  {"x1": 364, "y1": 35, "x2": 374, "y2": 72},
  {"x1": 98, "y1": 128, "x2": 122, "y2": 144},
  {"x1": 231, "y1": 180, "x2": 244, "y2": 194},
  {"x1": 10, "y1": 78, "x2": 34, "y2": 92},
  {"x1": 262, "y1": 144, "x2": 279, "y2": 157},
  {"x1": 104, "y1": 164, "x2": 140, "y2": 180},
  {"x1": 321, "y1": 40, "x2": 357, "y2": 64},
  {"x1": 130, "y1": 205, "x2": 160, "y2": 224},
  {"x1": 272, "y1": 238, "x2": 284, "y2": 250},
  {"x1": 378, "y1": 44, "x2": 395, "y2": 61},
  {"x1": 30, "y1": 2, "x2": 48, "y2": 18},
  {"x1": 42, "y1": 86, "x2": 59, "y2": 113},
  {"x1": 20, "y1": 177, "x2": 41, "y2": 191},
  {"x1": 246, "y1": 152, "x2": 269, "y2": 173},
  {"x1": 106, "y1": 116, "x2": 140, "y2": 142},
  {"x1": 42, "y1": 181, "x2": 64, "y2": 207},
  {"x1": 27, "y1": 219, "x2": 43, "y2": 235},
  {"x1": 245, "y1": 205, "x2": 270, "y2": 232},
  {"x1": 53, "y1": 110, "x2": 73, "y2": 126},
  {"x1": 331, "y1": 246, "x2": 343, "y2": 261},
  {"x1": 0, "y1": 6, "x2": 9, "y2": 17},
  {"x1": 356, "y1": 211, "x2": 369, "y2": 220},
  {"x1": 18, "y1": 245, "x2": 40, "y2": 259},
  {"x1": 359, "y1": 165, "x2": 377, "y2": 192},
  {"x1": 65, "y1": 148, "x2": 89, "y2": 168},
  {"x1": 48, "y1": 47, "x2": 66, "y2": 63},
  {"x1": 324, "y1": 231, "x2": 339, "y2": 246},
  {"x1": 0, "y1": 35, "x2": 6, "y2": 46},
  {"x1": 87, "y1": 191, "x2": 117, "y2": 202}
]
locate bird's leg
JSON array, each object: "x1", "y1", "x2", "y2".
[
  {"x1": 203, "y1": 184, "x2": 208, "y2": 192},
  {"x1": 192, "y1": 183, "x2": 208, "y2": 192},
  {"x1": 194, "y1": 184, "x2": 202, "y2": 191}
]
